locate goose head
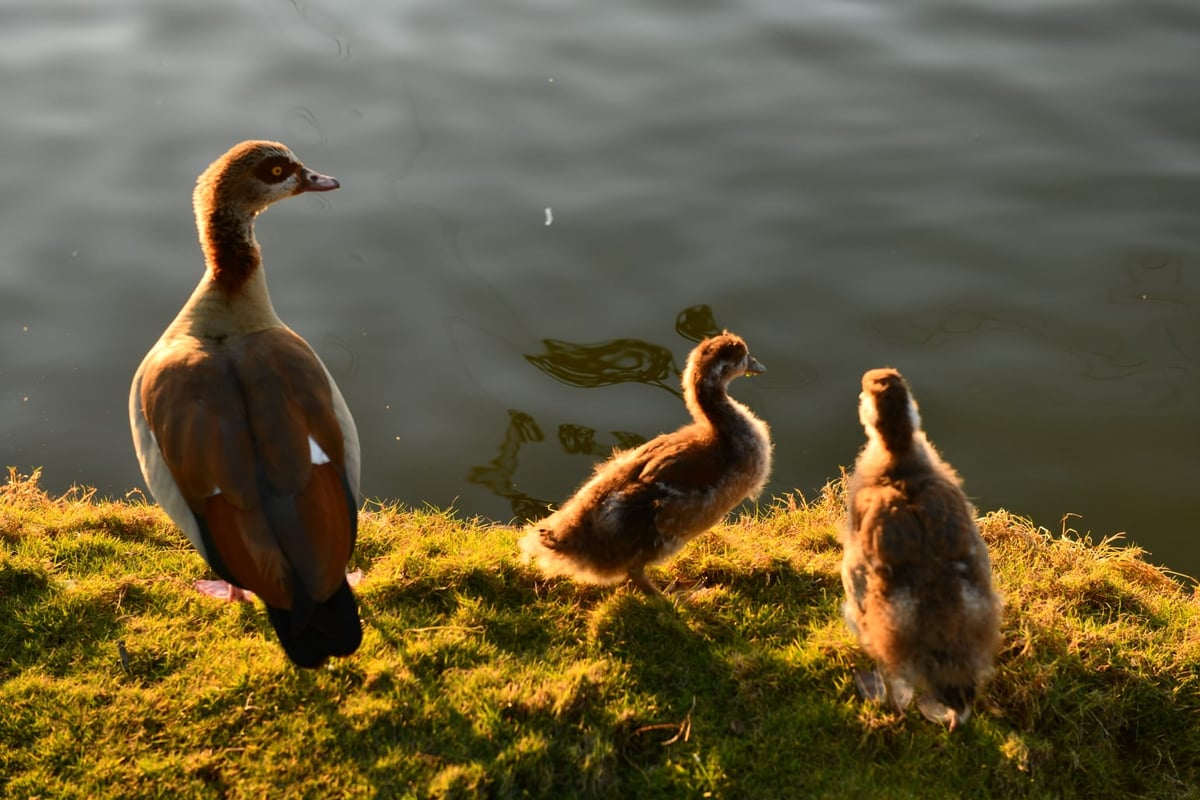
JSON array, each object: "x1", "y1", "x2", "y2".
[{"x1": 194, "y1": 140, "x2": 339, "y2": 223}]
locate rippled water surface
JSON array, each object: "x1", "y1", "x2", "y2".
[{"x1": 1, "y1": 0, "x2": 1197, "y2": 576}]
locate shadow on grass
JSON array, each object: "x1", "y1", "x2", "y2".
[
  {"x1": 363, "y1": 562, "x2": 562, "y2": 661},
  {"x1": 0, "y1": 554, "x2": 142, "y2": 679},
  {"x1": 332, "y1": 564, "x2": 747, "y2": 794}
]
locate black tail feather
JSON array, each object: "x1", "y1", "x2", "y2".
[{"x1": 265, "y1": 579, "x2": 362, "y2": 668}]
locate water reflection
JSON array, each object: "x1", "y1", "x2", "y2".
[
  {"x1": 673, "y1": 303, "x2": 723, "y2": 343},
  {"x1": 524, "y1": 304, "x2": 724, "y2": 396},
  {"x1": 466, "y1": 410, "x2": 551, "y2": 523},
  {"x1": 525, "y1": 337, "x2": 679, "y2": 396},
  {"x1": 286, "y1": 106, "x2": 329, "y2": 145},
  {"x1": 558, "y1": 424, "x2": 646, "y2": 456},
  {"x1": 283, "y1": 0, "x2": 351, "y2": 58},
  {"x1": 1110, "y1": 257, "x2": 1198, "y2": 368},
  {"x1": 470, "y1": 305, "x2": 724, "y2": 520},
  {"x1": 874, "y1": 265, "x2": 1197, "y2": 391}
]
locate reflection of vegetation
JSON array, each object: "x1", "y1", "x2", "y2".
[
  {"x1": 674, "y1": 304, "x2": 723, "y2": 343},
  {"x1": 523, "y1": 305, "x2": 724, "y2": 397},
  {"x1": 525, "y1": 338, "x2": 679, "y2": 396},
  {"x1": 556, "y1": 423, "x2": 598, "y2": 456},
  {"x1": 466, "y1": 410, "x2": 552, "y2": 523},
  {"x1": 470, "y1": 414, "x2": 647, "y2": 522},
  {"x1": 470, "y1": 305, "x2": 721, "y2": 520},
  {"x1": 557, "y1": 424, "x2": 645, "y2": 457}
]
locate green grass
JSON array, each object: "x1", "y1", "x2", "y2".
[{"x1": 2, "y1": 467, "x2": 1197, "y2": 799}]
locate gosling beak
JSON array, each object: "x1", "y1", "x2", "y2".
[
  {"x1": 744, "y1": 356, "x2": 766, "y2": 376},
  {"x1": 295, "y1": 168, "x2": 340, "y2": 194}
]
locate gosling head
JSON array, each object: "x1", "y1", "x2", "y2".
[
  {"x1": 859, "y1": 367, "x2": 921, "y2": 454},
  {"x1": 685, "y1": 332, "x2": 766, "y2": 396}
]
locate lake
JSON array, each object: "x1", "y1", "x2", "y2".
[{"x1": 1, "y1": 0, "x2": 1197, "y2": 578}]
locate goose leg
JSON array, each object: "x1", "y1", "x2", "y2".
[{"x1": 627, "y1": 565, "x2": 663, "y2": 596}]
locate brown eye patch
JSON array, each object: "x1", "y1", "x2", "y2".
[{"x1": 255, "y1": 156, "x2": 297, "y2": 184}]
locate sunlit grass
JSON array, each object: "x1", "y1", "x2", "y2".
[{"x1": 2, "y1": 467, "x2": 1197, "y2": 798}]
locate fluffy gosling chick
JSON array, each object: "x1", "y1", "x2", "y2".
[
  {"x1": 520, "y1": 332, "x2": 773, "y2": 594},
  {"x1": 841, "y1": 367, "x2": 1001, "y2": 729}
]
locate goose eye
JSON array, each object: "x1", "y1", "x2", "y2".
[{"x1": 256, "y1": 157, "x2": 294, "y2": 183}]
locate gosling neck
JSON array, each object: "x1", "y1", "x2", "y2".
[
  {"x1": 865, "y1": 425, "x2": 934, "y2": 479},
  {"x1": 685, "y1": 370, "x2": 742, "y2": 432}
]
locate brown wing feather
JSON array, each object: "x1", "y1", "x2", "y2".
[
  {"x1": 853, "y1": 477, "x2": 977, "y2": 578},
  {"x1": 635, "y1": 425, "x2": 723, "y2": 490},
  {"x1": 203, "y1": 494, "x2": 291, "y2": 608},
  {"x1": 543, "y1": 428, "x2": 723, "y2": 568},
  {"x1": 231, "y1": 329, "x2": 347, "y2": 490},
  {"x1": 201, "y1": 463, "x2": 352, "y2": 608},
  {"x1": 852, "y1": 475, "x2": 991, "y2": 672},
  {"x1": 140, "y1": 343, "x2": 257, "y2": 511},
  {"x1": 291, "y1": 463, "x2": 355, "y2": 598},
  {"x1": 851, "y1": 484, "x2": 908, "y2": 566},
  {"x1": 908, "y1": 478, "x2": 981, "y2": 565},
  {"x1": 850, "y1": 486, "x2": 927, "y2": 671},
  {"x1": 139, "y1": 328, "x2": 355, "y2": 608}
]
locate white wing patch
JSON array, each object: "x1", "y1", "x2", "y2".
[{"x1": 309, "y1": 436, "x2": 331, "y2": 465}]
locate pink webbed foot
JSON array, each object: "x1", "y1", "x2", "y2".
[
  {"x1": 194, "y1": 579, "x2": 256, "y2": 602},
  {"x1": 194, "y1": 570, "x2": 362, "y2": 602},
  {"x1": 916, "y1": 695, "x2": 971, "y2": 731}
]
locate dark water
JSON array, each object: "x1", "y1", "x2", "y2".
[{"x1": 1, "y1": 1, "x2": 1197, "y2": 578}]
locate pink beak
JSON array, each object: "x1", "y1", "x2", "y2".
[{"x1": 296, "y1": 168, "x2": 340, "y2": 194}]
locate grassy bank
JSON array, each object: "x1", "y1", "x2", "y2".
[{"x1": 1, "y1": 468, "x2": 1197, "y2": 799}]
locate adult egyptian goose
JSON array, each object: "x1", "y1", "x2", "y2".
[
  {"x1": 520, "y1": 332, "x2": 773, "y2": 595},
  {"x1": 129, "y1": 140, "x2": 362, "y2": 668},
  {"x1": 841, "y1": 368, "x2": 1002, "y2": 729}
]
